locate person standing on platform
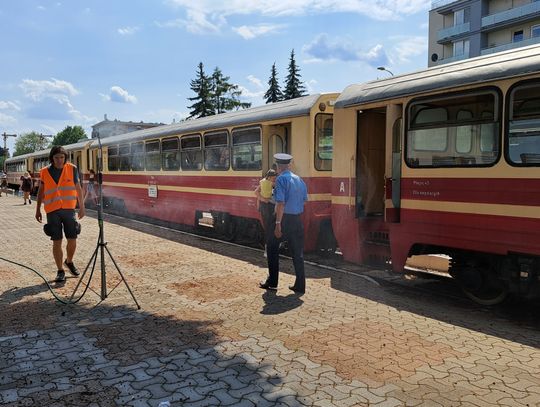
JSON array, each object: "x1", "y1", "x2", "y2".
[
  {"x1": 254, "y1": 169, "x2": 277, "y2": 257},
  {"x1": 0, "y1": 171, "x2": 7, "y2": 197},
  {"x1": 259, "y1": 153, "x2": 308, "y2": 294},
  {"x1": 35, "y1": 146, "x2": 85, "y2": 283},
  {"x1": 20, "y1": 172, "x2": 33, "y2": 205}
]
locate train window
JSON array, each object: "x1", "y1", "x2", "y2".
[
  {"x1": 507, "y1": 82, "x2": 540, "y2": 165},
  {"x1": 407, "y1": 91, "x2": 499, "y2": 167},
  {"x1": 181, "y1": 134, "x2": 202, "y2": 171},
  {"x1": 145, "y1": 140, "x2": 161, "y2": 171},
  {"x1": 108, "y1": 145, "x2": 119, "y2": 171},
  {"x1": 162, "y1": 137, "x2": 180, "y2": 171},
  {"x1": 131, "y1": 142, "x2": 145, "y2": 171},
  {"x1": 231, "y1": 127, "x2": 262, "y2": 171},
  {"x1": 204, "y1": 131, "x2": 229, "y2": 171},
  {"x1": 119, "y1": 144, "x2": 131, "y2": 171},
  {"x1": 315, "y1": 113, "x2": 333, "y2": 171}
]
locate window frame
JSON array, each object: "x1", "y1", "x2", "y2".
[
  {"x1": 231, "y1": 126, "x2": 262, "y2": 171},
  {"x1": 145, "y1": 139, "x2": 161, "y2": 171},
  {"x1": 180, "y1": 134, "x2": 203, "y2": 171},
  {"x1": 314, "y1": 113, "x2": 334, "y2": 171},
  {"x1": 405, "y1": 87, "x2": 502, "y2": 168},
  {"x1": 161, "y1": 136, "x2": 180, "y2": 171},
  {"x1": 203, "y1": 130, "x2": 230, "y2": 171}
]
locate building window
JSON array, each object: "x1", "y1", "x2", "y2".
[
  {"x1": 513, "y1": 30, "x2": 524, "y2": 43},
  {"x1": 453, "y1": 39, "x2": 469, "y2": 56},
  {"x1": 532, "y1": 25, "x2": 540, "y2": 38}
]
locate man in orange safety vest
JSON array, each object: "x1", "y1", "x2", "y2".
[{"x1": 35, "y1": 145, "x2": 85, "y2": 283}]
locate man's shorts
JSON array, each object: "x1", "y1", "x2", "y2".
[{"x1": 46, "y1": 209, "x2": 78, "y2": 241}]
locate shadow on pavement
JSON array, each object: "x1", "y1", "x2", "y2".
[{"x1": 260, "y1": 290, "x2": 303, "y2": 315}]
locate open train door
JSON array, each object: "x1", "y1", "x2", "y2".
[{"x1": 386, "y1": 105, "x2": 402, "y2": 223}]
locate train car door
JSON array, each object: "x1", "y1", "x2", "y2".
[
  {"x1": 266, "y1": 124, "x2": 289, "y2": 171},
  {"x1": 356, "y1": 109, "x2": 386, "y2": 217}
]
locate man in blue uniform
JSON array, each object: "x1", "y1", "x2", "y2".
[{"x1": 259, "y1": 153, "x2": 308, "y2": 294}]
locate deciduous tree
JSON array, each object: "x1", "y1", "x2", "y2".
[
  {"x1": 13, "y1": 132, "x2": 49, "y2": 156},
  {"x1": 52, "y1": 125, "x2": 87, "y2": 146}
]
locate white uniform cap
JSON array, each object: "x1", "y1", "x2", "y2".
[{"x1": 274, "y1": 153, "x2": 293, "y2": 164}]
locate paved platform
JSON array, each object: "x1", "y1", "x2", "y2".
[{"x1": 0, "y1": 194, "x2": 539, "y2": 406}]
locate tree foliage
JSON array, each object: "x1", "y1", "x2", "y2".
[
  {"x1": 283, "y1": 49, "x2": 307, "y2": 100},
  {"x1": 264, "y1": 62, "x2": 283, "y2": 104},
  {"x1": 13, "y1": 132, "x2": 49, "y2": 156},
  {"x1": 211, "y1": 67, "x2": 251, "y2": 113},
  {"x1": 51, "y1": 125, "x2": 87, "y2": 146},
  {"x1": 187, "y1": 62, "x2": 215, "y2": 119},
  {"x1": 188, "y1": 63, "x2": 251, "y2": 119}
]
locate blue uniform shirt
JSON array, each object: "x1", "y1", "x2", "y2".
[{"x1": 274, "y1": 170, "x2": 307, "y2": 214}]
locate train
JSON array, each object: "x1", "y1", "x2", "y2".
[{"x1": 5, "y1": 44, "x2": 540, "y2": 304}]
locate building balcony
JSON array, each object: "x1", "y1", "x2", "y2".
[
  {"x1": 435, "y1": 52, "x2": 469, "y2": 65},
  {"x1": 482, "y1": 1, "x2": 540, "y2": 29},
  {"x1": 481, "y1": 36, "x2": 540, "y2": 55},
  {"x1": 437, "y1": 22, "x2": 470, "y2": 42}
]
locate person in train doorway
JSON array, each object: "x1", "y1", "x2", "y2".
[
  {"x1": 20, "y1": 172, "x2": 33, "y2": 205},
  {"x1": 259, "y1": 153, "x2": 308, "y2": 294},
  {"x1": 254, "y1": 168, "x2": 277, "y2": 257},
  {"x1": 35, "y1": 146, "x2": 85, "y2": 283}
]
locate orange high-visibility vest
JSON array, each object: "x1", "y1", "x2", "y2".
[{"x1": 40, "y1": 163, "x2": 78, "y2": 213}]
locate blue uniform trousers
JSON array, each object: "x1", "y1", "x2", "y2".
[{"x1": 265, "y1": 213, "x2": 305, "y2": 291}]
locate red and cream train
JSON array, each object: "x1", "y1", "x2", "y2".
[{"x1": 6, "y1": 45, "x2": 540, "y2": 304}]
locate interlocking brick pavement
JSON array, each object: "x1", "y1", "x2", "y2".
[{"x1": 0, "y1": 195, "x2": 539, "y2": 406}]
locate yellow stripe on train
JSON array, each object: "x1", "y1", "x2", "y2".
[{"x1": 103, "y1": 182, "x2": 331, "y2": 202}]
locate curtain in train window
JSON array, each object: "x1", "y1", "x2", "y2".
[
  {"x1": 231, "y1": 127, "x2": 262, "y2": 171},
  {"x1": 204, "y1": 131, "x2": 229, "y2": 171},
  {"x1": 145, "y1": 140, "x2": 161, "y2": 171},
  {"x1": 508, "y1": 82, "x2": 540, "y2": 165},
  {"x1": 131, "y1": 142, "x2": 145, "y2": 171},
  {"x1": 180, "y1": 134, "x2": 202, "y2": 171},
  {"x1": 315, "y1": 113, "x2": 333, "y2": 171},
  {"x1": 162, "y1": 137, "x2": 180, "y2": 171}
]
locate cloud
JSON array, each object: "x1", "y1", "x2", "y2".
[
  {"x1": 303, "y1": 34, "x2": 389, "y2": 67},
  {"x1": 155, "y1": 9, "x2": 221, "y2": 34},
  {"x1": 0, "y1": 101, "x2": 21, "y2": 111},
  {"x1": 102, "y1": 86, "x2": 138, "y2": 104},
  {"x1": 391, "y1": 35, "x2": 428, "y2": 63},
  {"x1": 247, "y1": 75, "x2": 263, "y2": 88},
  {"x1": 117, "y1": 26, "x2": 139, "y2": 35},
  {"x1": 19, "y1": 78, "x2": 84, "y2": 121},
  {"x1": 0, "y1": 112, "x2": 17, "y2": 126},
  {"x1": 163, "y1": 0, "x2": 431, "y2": 32},
  {"x1": 237, "y1": 85, "x2": 264, "y2": 99},
  {"x1": 233, "y1": 24, "x2": 283, "y2": 39},
  {"x1": 20, "y1": 78, "x2": 79, "y2": 102}
]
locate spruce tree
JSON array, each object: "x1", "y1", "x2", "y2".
[
  {"x1": 264, "y1": 62, "x2": 283, "y2": 104},
  {"x1": 211, "y1": 67, "x2": 251, "y2": 113},
  {"x1": 283, "y1": 49, "x2": 307, "y2": 100},
  {"x1": 187, "y1": 62, "x2": 214, "y2": 118}
]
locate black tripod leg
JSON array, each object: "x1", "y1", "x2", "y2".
[
  {"x1": 69, "y1": 243, "x2": 99, "y2": 303},
  {"x1": 104, "y1": 244, "x2": 141, "y2": 309}
]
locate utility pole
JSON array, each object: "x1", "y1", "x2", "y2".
[{"x1": 2, "y1": 132, "x2": 17, "y2": 168}]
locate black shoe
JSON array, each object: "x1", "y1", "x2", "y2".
[
  {"x1": 24, "y1": 202, "x2": 26, "y2": 205},
  {"x1": 288, "y1": 285, "x2": 305, "y2": 294},
  {"x1": 259, "y1": 281, "x2": 277, "y2": 291},
  {"x1": 29, "y1": 199, "x2": 31, "y2": 204},
  {"x1": 55, "y1": 270, "x2": 66, "y2": 282},
  {"x1": 64, "y1": 260, "x2": 80, "y2": 276}
]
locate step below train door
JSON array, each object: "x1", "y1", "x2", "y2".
[{"x1": 356, "y1": 108, "x2": 390, "y2": 266}]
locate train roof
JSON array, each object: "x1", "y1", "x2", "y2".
[
  {"x1": 335, "y1": 44, "x2": 540, "y2": 109},
  {"x1": 5, "y1": 139, "x2": 93, "y2": 163},
  {"x1": 98, "y1": 93, "x2": 333, "y2": 147}
]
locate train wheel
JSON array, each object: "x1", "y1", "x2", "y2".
[{"x1": 450, "y1": 257, "x2": 508, "y2": 305}]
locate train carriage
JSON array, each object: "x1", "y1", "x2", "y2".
[
  {"x1": 332, "y1": 45, "x2": 540, "y2": 304},
  {"x1": 92, "y1": 94, "x2": 338, "y2": 250}
]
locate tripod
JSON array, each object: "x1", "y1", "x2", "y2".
[{"x1": 70, "y1": 135, "x2": 140, "y2": 309}]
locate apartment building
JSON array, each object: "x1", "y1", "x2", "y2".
[{"x1": 429, "y1": 0, "x2": 540, "y2": 66}]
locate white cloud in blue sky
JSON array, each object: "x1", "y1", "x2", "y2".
[{"x1": 0, "y1": 0, "x2": 431, "y2": 151}]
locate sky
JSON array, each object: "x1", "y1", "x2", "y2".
[{"x1": 0, "y1": 0, "x2": 432, "y2": 154}]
